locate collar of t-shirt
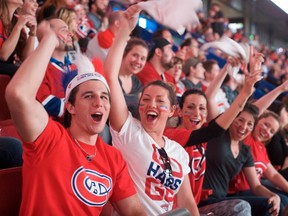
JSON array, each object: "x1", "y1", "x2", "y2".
[{"x1": 50, "y1": 56, "x2": 72, "y2": 73}]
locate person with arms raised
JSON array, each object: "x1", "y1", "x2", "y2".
[
  {"x1": 105, "y1": 5, "x2": 199, "y2": 216},
  {"x1": 5, "y1": 19, "x2": 145, "y2": 216}
]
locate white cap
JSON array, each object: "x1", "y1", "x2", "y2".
[
  {"x1": 65, "y1": 52, "x2": 110, "y2": 102},
  {"x1": 65, "y1": 72, "x2": 110, "y2": 103}
]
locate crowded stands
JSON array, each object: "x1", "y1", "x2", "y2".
[{"x1": 1, "y1": 0, "x2": 288, "y2": 215}]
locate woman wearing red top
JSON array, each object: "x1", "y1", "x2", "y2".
[
  {"x1": 229, "y1": 80, "x2": 288, "y2": 215},
  {"x1": 0, "y1": 0, "x2": 37, "y2": 76}
]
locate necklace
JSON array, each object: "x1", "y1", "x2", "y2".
[
  {"x1": 231, "y1": 142, "x2": 239, "y2": 158},
  {"x1": 74, "y1": 139, "x2": 96, "y2": 162}
]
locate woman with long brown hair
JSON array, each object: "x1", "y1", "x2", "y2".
[{"x1": 0, "y1": 0, "x2": 37, "y2": 76}]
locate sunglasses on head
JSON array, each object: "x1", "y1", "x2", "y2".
[{"x1": 158, "y1": 148, "x2": 172, "y2": 177}]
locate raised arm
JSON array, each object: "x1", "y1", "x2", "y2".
[
  {"x1": 205, "y1": 62, "x2": 235, "y2": 121},
  {"x1": 254, "y1": 79, "x2": 288, "y2": 115},
  {"x1": 21, "y1": 15, "x2": 37, "y2": 61},
  {"x1": 5, "y1": 21, "x2": 59, "y2": 142},
  {"x1": 186, "y1": 60, "x2": 262, "y2": 146},
  {"x1": 210, "y1": 46, "x2": 263, "y2": 129},
  {"x1": 0, "y1": 15, "x2": 28, "y2": 61},
  {"x1": 215, "y1": 55, "x2": 263, "y2": 130},
  {"x1": 104, "y1": 5, "x2": 141, "y2": 132}
]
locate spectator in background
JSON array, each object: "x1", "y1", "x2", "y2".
[
  {"x1": 232, "y1": 29, "x2": 244, "y2": 43},
  {"x1": 261, "y1": 57, "x2": 271, "y2": 78},
  {"x1": 0, "y1": 137, "x2": 23, "y2": 169},
  {"x1": 56, "y1": 7, "x2": 78, "y2": 62},
  {"x1": 180, "y1": 37, "x2": 199, "y2": 60},
  {"x1": 181, "y1": 58, "x2": 205, "y2": 90},
  {"x1": 166, "y1": 56, "x2": 186, "y2": 99},
  {"x1": 202, "y1": 26, "x2": 215, "y2": 43},
  {"x1": 57, "y1": 7, "x2": 78, "y2": 41},
  {"x1": 208, "y1": 3, "x2": 225, "y2": 37},
  {"x1": 153, "y1": 28, "x2": 174, "y2": 45},
  {"x1": 118, "y1": 37, "x2": 148, "y2": 119},
  {"x1": 87, "y1": 0, "x2": 109, "y2": 31},
  {"x1": 0, "y1": 0, "x2": 37, "y2": 76},
  {"x1": 37, "y1": 0, "x2": 76, "y2": 22},
  {"x1": 223, "y1": 28, "x2": 233, "y2": 38},
  {"x1": 202, "y1": 60, "x2": 220, "y2": 91},
  {"x1": 36, "y1": 18, "x2": 76, "y2": 125},
  {"x1": 136, "y1": 37, "x2": 176, "y2": 88},
  {"x1": 79, "y1": 0, "x2": 90, "y2": 13},
  {"x1": 249, "y1": 34, "x2": 260, "y2": 50},
  {"x1": 202, "y1": 59, "x2": 229, "y2": 113},
  {"x1": 16, "y1": 0, "x2": 39, "y2": 49},
  {"x1": 221, "y1": 72, "x2": 243, "y2": 105},
  {"x1": 74, "y1": 3, "x2": 96, "y2": 39},
  {"x1": 153, "y1": 28, "x2": 186, "y2": 61},
  {"x1": 86, "y1": 11, "x2": 121, "y2": 63}
]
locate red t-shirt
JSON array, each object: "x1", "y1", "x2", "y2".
[
  {"x1": 164, "y1": 127, "x2": 206, "y2": 204},
  {"x1": 229, "y1": 133, "x2": 270, "y2": 193},
  {"x1": 20, "y1": 119, "x2": 136, "y2": 215},
  {"x1": 136, "y1": 62, "x2": 177, "y2": 88},
  {"x1": 0, "y1": 19, "x2": 7, "y2": 49},
  {"x1": 98, "y1": 29, "x2": 114, "y2": 49}
]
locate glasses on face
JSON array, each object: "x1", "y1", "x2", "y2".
[{"x1": 158, "y1": 148, "x2": 172, "y2": 177}]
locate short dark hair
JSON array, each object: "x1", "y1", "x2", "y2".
[
  {"x1": 180, "y1": 38, "x2": 197, "y2": 49},
  {"x1": 147, "y1": 37, "x2": 170, "y2": 61},
  {"x1": 64, "y1": 85, "x2": 80, "y2": 128},
  {"x1": 203, "y1": 60, "x2": 218, "y2": 73},
  {"x1": 172, "y1": 56, "x2": 183, "y2": 65}
]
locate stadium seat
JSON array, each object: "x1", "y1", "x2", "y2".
[
  {"x1": 0, "y1": 75, "x2": 11, "y2": 121},
  {"x1": 0, "y1": 166, "x2": 22, "y2": 215},
  {"x1": 0, "y1": 119, "x2": 21, "y2": 139}
]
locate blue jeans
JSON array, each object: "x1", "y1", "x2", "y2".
[
  {"x1": 199, "y1": 195, "x2": 271, "y2": 216},
  {"x1": 0, "y1": 137, "x2": 23, "y2": 169},
  {"x1": 228, "y1": 191, "x2": 281, "y2": 216},
  {"x1": 261, "y1": 179, "x2": 288, "y2": 215}
]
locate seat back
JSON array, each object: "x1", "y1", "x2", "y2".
[
  {"x1": 0, "y1": 166, "x2": 22, "y2": 215},
  {"x1": 0, "y1": 75, "x2": 11, "y2": 121}
]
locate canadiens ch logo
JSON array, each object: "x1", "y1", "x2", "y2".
[
  {"x1": 71, "y1": 166, "x2": 112, "y2": 207},
  {"x1": 190, "y1": 146, "x2": 206, "y2": 180},
  {"x1": 254, "y1": 161, "x2": 267, "y2": 177}
]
